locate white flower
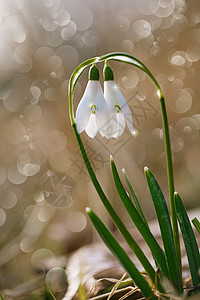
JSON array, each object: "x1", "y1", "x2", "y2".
[
  {"x1": 104, "y1": 80, "x2": 135, "y2": 138},
  {"x1": 76, "y1": 80, "x2": 110, "y2": 138}
]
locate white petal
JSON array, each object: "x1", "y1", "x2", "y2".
[
  {"x1": 94, "y1": 83, "x2": 111, "y2": 137},
  {"x1": 113, "y1": 112, "x2": 125, "y2": 138},
  {"x1": 104, "y1": 114, "x2": 118, "y2": 138},
  {"x1": 113, "y1": 81, "x2": 135, "y2": 135},
  {"x1": 85, "y1": 114, "x2": 98, "y2": 138},
  {"x1": 75, "y1": 81, "x2": 97, "y2": 133},
  {"x1": 103, "y1": 81, "x2": 119, "y2": 138},
  {"x1": 104, "y1": 81, "x2": 120, "y2": 112}
]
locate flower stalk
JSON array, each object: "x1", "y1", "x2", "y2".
[
  {"x1": 68, "y1": 52, "x2": 183, "y2": 296},
  {"x1": 160, "y1": 97, "x2": 181, "y2": 276},
  {"x1": 68, "y1": 52, "x2": 181, "y2": 269}
]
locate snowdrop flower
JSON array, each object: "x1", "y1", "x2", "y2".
[
  {"x1": 76, "y1": 65, "x2": 110, "y2": 138},
  {"x1": 103, "y1": 64, "x2": 135, "y2": 138}
]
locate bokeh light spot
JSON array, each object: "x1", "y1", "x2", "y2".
[
  {"x1": 151, "y1": 0, "x2": 175, "y2": 18},
  {"x1": 17, "y1": 153, "x2": 41, "y2": 177},
  {"x1": 66, "y1": 212, "x2": 87, "y2": 233},
  {"x1": 7, "y1": 166, "x2": 27, "y2": 184},
  {"x1": 0, "y1": 190, "x2": 17, "y2": 209},
  {"x1": 42, "y1": 172, "x2": 76, "y2": 207},
  {"x1": 120, "y1": 69, "x2": 139, "y2": 88},
  {"x1": 30, "y1": 86, "x2": 41, "y2": 99},
  {"x1": 71, "y1": 6, "x2": 93, "y2": 31},
  {"x1": 55, "y1": 45, "x2": 79, "y2": 70},
  {"x1": 20, "y1": 237, "x2": 35, "y2": 253},
  {"x1": 120, "y1": 40, "x2": 134, "y2": 52},
  {"x1": 82, "y1": 30, "x2": 99, "y2": 47},
  {"x1": 45, "y1": 130, "x2": 67, "y2": 152},
  {"x1": 44, "y1": 87, "x2": 57, "y2": 102},
  {"x1": 0, "y1": 166, "x2": 6, "y2": 185},
  {"x1": 42, "y1": 16, "x2": 57, "y2": 32},
  {"x1": 45, "y1": 29, "x2": 63, "y2": 47},
  {"x1": 171, "y1": 52, "x2": 186, "y2": 66},
  {"x1": 115, "y1": 16, "x2": 130, "y2": 32},
  {"x1": 132, "y1": 20, "x2": 151, "y2": 39},
  {"x1": 24, "y1": 104, "x2": 42, "y2": 122},
  {"x1": 0, "y1": 208, "x2": 6, "y2": 227},
  {"x1": 61, "y1": 21, "x2": 77, "y2": 41},
  {"x1": 176, "y1": 117, "x2": 199, "y2": 140},
  {"x1": 33, "y1": 191, "x2": 45, "y2": 203},
  {"x1": 31, "y1": 248, "x2": 55, "y2": 271},
  {"x1": 169, "y1": 89, "x2": 192, "y2": 114},
  {"x1": 34, "y1": 47, "x2": 54, "y2": 67},
  {"x1": 3, "y1": 89, "x2": 26, "y2": 112},
  {"x1": 55, "y1": 9, "x2": 70, "y2": 26},
  {"x1": 185, "y1": 46, "x2": 200, "y2": 62},
  {"x1": 45, "y1": 267, "x2": 67, "y2": 292},
  {"x1": 3, "y1": 119, "x2": 26, "y2": 145}
]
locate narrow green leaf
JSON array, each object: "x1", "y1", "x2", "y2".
[
  {"x1": 86, "y1": 208, "x2": 157, "y2": 300},
  {"x1": 192, "y1": 217, "x2": 200, "y2": 235},
  {"x1": 145, "y1": 168, "x2": 182, "y2": 293},
  {"x1": 72, "y1": 126, "x2": 159, "y2": 288},
  {"x1": 123, "y1": 169, "x2": 149, "y2": 228},
  {"x1": 175, "y1": 192, "x2": 200, "y2": 285},
  {"x1": 0, "y1": 295, "x2": 3, "y2": 300},
  {"x1": 110, "y1": 157, "x2": 169, "y2": 279}
]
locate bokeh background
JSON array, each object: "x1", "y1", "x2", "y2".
[{"x1": 0, "y1": 0, "x2": 200, "y2": 296}]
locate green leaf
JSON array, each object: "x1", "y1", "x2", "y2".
[
  {"x1": 175, "y1": 192, "x2": 200, "y2": 285},
  {"x1": 86, "y1": 208, "x2": 157, "y2": 300},
  {"x1": 192, "y1": 217, "x2": 200, "y2": 235},
  {"x1": 110, "y1": 157, "x2": 169, "y2": 279},
  {"x1": 123, "y1": 169, "x2": 149, "y2": 228},
  {"x1": 145, "y1": 168, "x2": 182, "y2": 293},
  {"x1": 72, "y1": 126, "x2": 159, "y2": 288}
]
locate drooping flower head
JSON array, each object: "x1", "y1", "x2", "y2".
[
  {"x1": 103, "y1": 63, "x2": 135, "y2": 138},
  {"x1": 76, "y1": 64, "x2": 110, "y2": 138},
  {"x1": 76, "y1": 63, "x2": 135, "y2": 139}
]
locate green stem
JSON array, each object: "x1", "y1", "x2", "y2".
[
  {"x1": 87, "y1": 208, "x2": 157, "y2": 300},
  {"x1": 68, "y1": 51, "x2": 181, "y2": 283},
  {"x1": 160, "y1": 97, "x2": 181, "y2": 276},
  {"x1": 72, "y1": 124, "x2": 157, "y2": 286}
]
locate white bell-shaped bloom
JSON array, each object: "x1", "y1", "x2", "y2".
[
  {"x1": 76, "y1": 80, "x2": 110, "y2": 138},
  {"x1": 104, "y1": 80, "x2": 135, "y2": 138}
]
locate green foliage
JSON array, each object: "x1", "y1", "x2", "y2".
[
  {"x1": 175, "y1": 192, "x2": 200, "y2": 285},
  {"x1": 123, "y1": 169, "x2": 149, "y2": 228},
  {"x1": 192, "y1": 217, "x2": 200, "y2": 235},
  {"x1": 111, "y1": 158, "x2": 169, "y2": 279},
  {"x1": 43, "y1": 287, "x2": 57, "y2": 300},
  {"x1": 87, "y1": 208, "x2": 157, "y2": 300},
  {"x1": 145, "y1": 168, "x2": 182, "y2": 293},
  {"x1": 69, "y1": 52, "x2": 200, "y2": 299}
]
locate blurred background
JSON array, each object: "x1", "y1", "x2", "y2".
[{"x1": 0, "y1": 0, "x2": 200, "y2": 297}]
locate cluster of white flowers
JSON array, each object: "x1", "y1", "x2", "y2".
[{"x1": 76, "y1": 63, "x2": 135, "y2": 139}]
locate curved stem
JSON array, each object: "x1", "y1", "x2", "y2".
[{"x1": 68, "y1": 51, "x2": 181, "y2": 281}]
